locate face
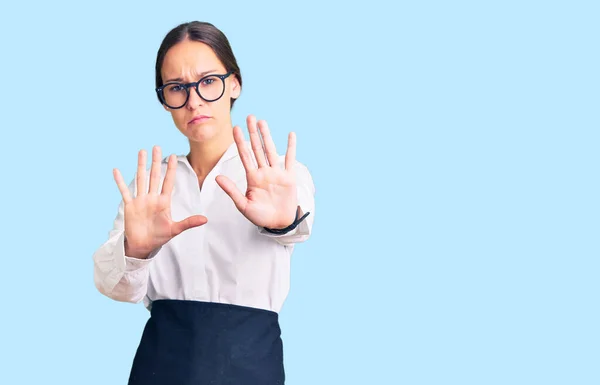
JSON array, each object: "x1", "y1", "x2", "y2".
[{"x1": 160, "y1": 39, "x2": 241, "y2": 143}]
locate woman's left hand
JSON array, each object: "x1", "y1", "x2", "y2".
[{"x1": 216, "y1": 115, "x2": 299, "y2": 229}]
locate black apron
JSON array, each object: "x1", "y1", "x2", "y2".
[{"x1": 128, "y1": 299, "x2": 285, "y2": 384}]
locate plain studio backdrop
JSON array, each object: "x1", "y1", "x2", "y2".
[{"x1": 0, "y1": 1, "x2": 598, "y2": 384}]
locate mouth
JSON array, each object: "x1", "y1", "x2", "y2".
[{"x1": 188, "y1": 115, "x2": 211, "y2": 125}]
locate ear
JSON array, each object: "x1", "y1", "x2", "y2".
[
  {"x1": 230, "y1": 75, "x2": 241, "y2": 99},
  {"x1": 162, "y1": 104, "x2": 170, "y2": 112}
]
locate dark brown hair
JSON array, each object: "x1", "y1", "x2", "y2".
[{"x1": 155, "y1": 21, "x2": 242, "y2": 108}]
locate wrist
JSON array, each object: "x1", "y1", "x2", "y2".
[
  {"x1": 124, "y1": 236, "x2": 152, "y2": 260},
  {"x1": 263, "y1": 207, "x2": 310, "y2": 235},
  {"x1": 269, "y1": 207, "x2": 299, "y2": 230}
]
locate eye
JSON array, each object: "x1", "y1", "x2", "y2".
[
  {"x1": 166, "y1": 84, "x2": 185, "y2": 93},
  {"x1": 201, "y1": 78, "x2": 215, "y2": 86}
]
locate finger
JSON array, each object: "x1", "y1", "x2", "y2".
[
  {"x1": 113, "y1": 168, "x2": 132, "y2": 204},
  {"x1": 233, "y1": 125, "x2": 255, "y2": 172},
  {"x1": 147, "y1": 146, "x2": 162, "y2": 194},
  {"x1": 172, "y1": 215, "x2": 208, "y2": 236},
  {"x1": 215, "y1": 175, "x2": 248, "y2": 213},
  {"x1": 257, "y1": 120, "x2": 279, "y2": 167},
  {"x1": 247, "y1": 115, "x2": 267, "y2": 168},
  {"x1": 285, "y1": 132, "x2": 297, "y2": 171},
  {"x1": 161, "y1": 154, "x2": 177, "y2": 196},
  {"x1": 136, "y1": 149, "x2": 147, "y2": 196}
]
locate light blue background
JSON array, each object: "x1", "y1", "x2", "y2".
[{"x1": 0, "y1": 1, "x2": 598, "y2": 384}]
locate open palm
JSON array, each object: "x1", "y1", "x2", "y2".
[
  {"x1": 114, "y1": 146, "x2": 207, "y2": 259},
  {"x1": 216, "y1": 115, "x2": 299, "y2": 229}
]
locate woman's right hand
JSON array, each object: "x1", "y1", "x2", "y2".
[{"x1": 113, "y1": 146, "x2": 208, "y2": 259}]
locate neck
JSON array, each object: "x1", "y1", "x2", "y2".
[{"x1": 186, "y1": 128, "x2": 234, "y2": 180}]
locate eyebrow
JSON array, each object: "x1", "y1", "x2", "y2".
[{"x1": 164, "y1": 69, "x2": 219, "y2": 83}]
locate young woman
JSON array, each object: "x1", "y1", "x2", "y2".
[{"x1": 93, "y1": 21, "x2": 315, "y2": 384}]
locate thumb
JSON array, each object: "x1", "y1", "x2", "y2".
[
  {"x1": 215, "y1": 175, "x2": 247, "y2": 212},
  {"x1": 171, "y1": 215, "x2": 208, "y2": 236}
]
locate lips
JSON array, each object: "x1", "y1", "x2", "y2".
[{"x1": 189, "y1": 115, "x2": 211, "y2": 124}]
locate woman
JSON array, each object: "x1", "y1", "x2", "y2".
[{"x1": 93, "y1": 21, "x2": 315, "y2": 384}]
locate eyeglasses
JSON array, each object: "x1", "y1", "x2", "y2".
[{"x1": 156, "y1": 72, "x2": 233, "y2": 109}]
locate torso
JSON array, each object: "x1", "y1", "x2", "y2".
[{"x1": 143, "y1": 148, "x2": 293, "y2": 313}]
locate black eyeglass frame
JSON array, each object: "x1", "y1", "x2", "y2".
[{"x1": 156, "y1": 71, "x2": 234, "y2": 109}]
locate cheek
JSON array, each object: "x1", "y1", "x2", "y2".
[
  {"x1": 170, "y1": 110, "x2": 188, "y2": 129},
  {"x1": 215, "y1": 99, "x2": 231, "y2": 116}
]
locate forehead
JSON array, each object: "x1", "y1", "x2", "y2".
[{"x1": 161, "y1": 39, "x2": 224, "y2": 79}]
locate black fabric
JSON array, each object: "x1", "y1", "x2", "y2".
[
  {"x1": 263, "y1": 211, "x2": 311, "y2": 234},
  {"x1": 128, "y1": 300, "x2": 285, "y2": 385}
]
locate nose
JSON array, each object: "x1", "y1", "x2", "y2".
[{"x1": 186, "y1": 86, "x2": 204, "y2": 110}]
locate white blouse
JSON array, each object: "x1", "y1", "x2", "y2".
[{"x1": 92, "y1": 141, "x2": 315, "y2": 313}]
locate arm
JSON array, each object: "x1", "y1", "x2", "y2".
[
  {"x1": 258, "y1": 160, "x2": 315, "y2": 245},
  {"x1": 92, "y1": 178, "x2": 160, "y2": 304},
  {"x1": 215, "y1": 115, "x2": 316, "y2": 246},
  {"x1": 93, "y1": 148, "x2": 207, "y2": 303}
]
